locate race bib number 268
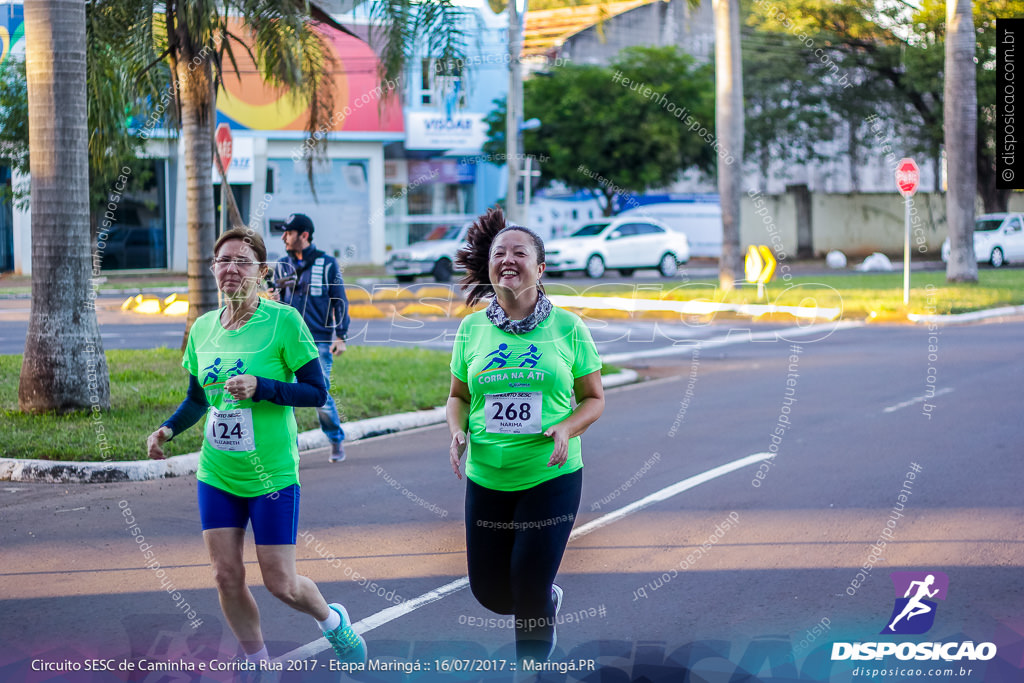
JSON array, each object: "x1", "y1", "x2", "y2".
[{"x1": 485, "y1": 392, "x2": 542, "y2": 434}]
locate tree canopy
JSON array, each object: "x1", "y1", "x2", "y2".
[
  {"x1": 744, "y1": 0, "x2": 1023, "y2": 210},
  {"x1": 0, "y1": 18, "x2": 154, "y2": 216},
  {"x1": 484, "y1": 45, "x2": 715, "y2": 215}
]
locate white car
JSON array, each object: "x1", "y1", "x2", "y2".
[
  {"x1": 941, "y1": 213, "x2": 1024, "y2": 268},
  {"x1": 386, "y1": 223, "x2": 470, "y2": 282},
  {"x1": 544, "y1": 217, "x2": 690, "y2": 278}
]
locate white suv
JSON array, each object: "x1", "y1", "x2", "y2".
[
  {"x1": 941, "y1": 213, "x2": 1024, "y2": 268},
  {"x1": 544, "y1": 217, "x2": 690, "y2": 278}
]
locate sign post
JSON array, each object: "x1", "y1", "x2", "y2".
[
  {"x1": 895, "y1": 158, "x2": 919, "y2": 305},
  {"x1": 215, "y1": 123, "x2": 233, "y2": 236},
  {"x1": 521, "y1": 156, "x2": 542, "y2": 221},
  {"x1": 744, "y1": 244, "x2": 777, "y2": 299}
]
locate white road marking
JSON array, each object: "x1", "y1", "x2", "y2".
[
  {"x1": 548, "y1": 293, "x2": 841, "y2": 320},
  {"x1": 274, "y1": 451, "x2": 774, "y2": 664},
  {"x1": 277, "y1": 577, "x2": 470, "y2": 663},
  {"x1": 568, "y1": 452, "x2": 773, "y2": 541},
  {"x1": 600, "y1": 321, "x2": 863, "y2": 364},
  {"x1": 883, "y1": 387, "x2": 953, "y2": 413}
]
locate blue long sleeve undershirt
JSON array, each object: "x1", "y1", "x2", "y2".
[{"x1": 161, "y1": 359, "x2": 327, "y2": 438}]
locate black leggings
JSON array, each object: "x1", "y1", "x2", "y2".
[{"x1": 465, "y1": 469, "x2": 583, "y2": 661}]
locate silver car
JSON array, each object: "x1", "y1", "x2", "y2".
[{"x1": 386, "y1": 224, "x2": 470, "y2": 283}]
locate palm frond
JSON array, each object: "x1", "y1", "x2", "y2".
[
  {"x1": 85, "y1": 0, "x2": 175, "y2": 193},
  {"x1": 367, "y1": 0, "x2": 471, "y2": 95}
]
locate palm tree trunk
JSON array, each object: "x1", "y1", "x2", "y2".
[
  {"x1": 944, "y1": 0, "x2": 978, "y2": 283},
  {"x1": 19, "y1": 0, "x2": 110, "y2": 413},
  {"x1": 714, "y1": 0, "x2": 744, "y2": 290},
  {"x1": 177, "y1": 49, "x2": 219, "y2": 345}
]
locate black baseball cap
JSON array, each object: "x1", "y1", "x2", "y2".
[{"x1": 283, "y1": 213, "x2": 315, "y2": 235}]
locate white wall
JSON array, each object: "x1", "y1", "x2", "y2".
[
  {"x1": 264, "y1": 138, "x2": 386, "y2": 264},
  {"x1": 166, "y1": 136, "x2": 388, "y2": 270},
  {"x1": 740, "y1": 191, "x2": 1024, "y2": 258}
]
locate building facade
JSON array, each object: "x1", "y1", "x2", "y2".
[
  {"x1": 4, "y1": 0, "x2": 510, "y2": 274},
  {"x1": 339, "y1": 0, "x2": 509, "y2": 252}
]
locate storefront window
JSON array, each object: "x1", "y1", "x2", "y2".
[
  {"x1": 384, "y1": 159, "x2": 476, "y2": 251},
  {"x1": 407, "y1": 183, "x2": 434, "y2": 215},
  {"x1": 97, "y1": 159, "x2": 167, "y2": 271},
  {"x1": 0, "y1": 165, "x2": 12, "y2": 272},
  {"x1": 443, "y1": 184, "x2": 471, "y2": 214}
]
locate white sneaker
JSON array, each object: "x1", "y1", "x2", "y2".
[{"x1": 548, "y1": 584, "x2": 563, "y2": 658}]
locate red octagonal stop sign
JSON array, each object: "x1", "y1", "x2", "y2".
[
  {"x1": 895, "y1": 158, "x2": 919, "y2": 197},
  {"x1": 215, "y1": 123, "x2": 233, "y2": 172}
]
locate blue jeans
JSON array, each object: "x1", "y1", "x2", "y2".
[{"x1": 315, "y1": 342, "x2": 345, "y2": 443}]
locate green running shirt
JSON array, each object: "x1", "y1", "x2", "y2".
[
  {"x1": 450, "y1": 306, "x2": 602, "y2": 491},
  {"x1": 183, "y1": 299, "x2": 318, "y2": 497}
]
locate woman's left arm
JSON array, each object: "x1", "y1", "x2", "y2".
[{"x1": 544, "y1": 370, "x2": 605, "y2": 468}]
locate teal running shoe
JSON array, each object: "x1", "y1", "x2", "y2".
[{"x1": 323, "y1": 603, "x2": 367, "y2": 665}]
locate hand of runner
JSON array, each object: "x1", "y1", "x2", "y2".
[
  {"x1": 544, "y1": 422, "x2": 570, "y2": 468},
  {"x1": 146, "y1": 426, "x2": 172, "y2": 460},
  {"x1": 224, "y1": 374, "x2": 258, "y2": 402},
  {"x1": 450, "y1": 430, "x2": 467, "y2": 480},
  {"x1": 330, "y1": 338, "x2": 346, "y2": 356}
]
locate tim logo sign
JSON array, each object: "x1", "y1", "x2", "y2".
[{"x1": 881, "y1": 571, "x2": 949, "y2": 635}]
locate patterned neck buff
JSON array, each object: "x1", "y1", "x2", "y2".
[{"x1": 485, "y1": 291, "x2": 553, "y2": 334}]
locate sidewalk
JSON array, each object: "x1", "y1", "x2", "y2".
[{"x1": 0, "y1": 369, "x2": 639, "y2": 484}]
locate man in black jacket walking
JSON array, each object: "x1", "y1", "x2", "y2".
[{"x1": 271, "y1": 213, "x2": 351, "y2": 462}]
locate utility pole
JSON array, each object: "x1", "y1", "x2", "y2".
[{"x1": 505, "y1": 0, "x2": 525, "y2": 224}]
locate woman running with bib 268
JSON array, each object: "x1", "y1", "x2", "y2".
[
  {"x1": 447, "y1": 208, "x2": 605, "y2": 663},
  {"x1": 145, "y1": 226, "x2": 365, "y2": 668}
]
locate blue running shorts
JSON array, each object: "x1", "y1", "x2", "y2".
[{"x1": 197, "y1": 481, "x2": 300, "y2": 545}]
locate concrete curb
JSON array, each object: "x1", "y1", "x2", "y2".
[
  {"x1": 0, "y1": 370, "x2": 638, "y2": 484},
  {"x1": 906, "y1": 305, "x2": 1024, "y2": 325}
]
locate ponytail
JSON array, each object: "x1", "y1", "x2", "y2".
[
  {"x1": 456, "y1": 207, "x2": 547, "y2": 306},
  {"x1": 456, "y1": 208, "x2": 506, "y2": 306}
]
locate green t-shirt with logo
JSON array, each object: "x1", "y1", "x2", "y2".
[
  {"x1": 183, "y1": 299, "x2": 318, "y2": 497},
  {"x1": 450, "y1": 306, "x2": 602, "y2": 491}
]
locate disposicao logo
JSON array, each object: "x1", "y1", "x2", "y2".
[
  {"x1": 882, "y1": 571, "x2": 948, "y2": 635},
  {"x1": 831, "y1": 571, "x2": 997, "y2": 663}
]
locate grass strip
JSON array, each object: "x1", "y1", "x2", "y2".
[{"x1": 1, "y1": 347, "x2": 619, "y2": 462}]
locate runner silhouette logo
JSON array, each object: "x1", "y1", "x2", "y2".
[{"x1": 881, "y1": 571, "x2": 949, "y2": 635}]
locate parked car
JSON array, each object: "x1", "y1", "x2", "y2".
[
  {"x1": 386, "y1": 223, "x2": 470, "y2": 283},
  {"x1": 544, "y1": 217, "x2": 690, "y2": 278},
  {"x1": 941, "y1": 213, "x2": 1024, "y2": 268}
]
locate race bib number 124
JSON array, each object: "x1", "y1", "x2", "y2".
[{"x1": 207, "y1": 408, "x2": 255, "y2": 451}]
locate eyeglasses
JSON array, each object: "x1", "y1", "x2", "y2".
[{"x1": 212, "y1": 257, "x2": 260, "y2": 269}]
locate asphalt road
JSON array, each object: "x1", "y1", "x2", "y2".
[{"x1": 1, "y1": 320, "x2": 1022, "y2": 683}]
